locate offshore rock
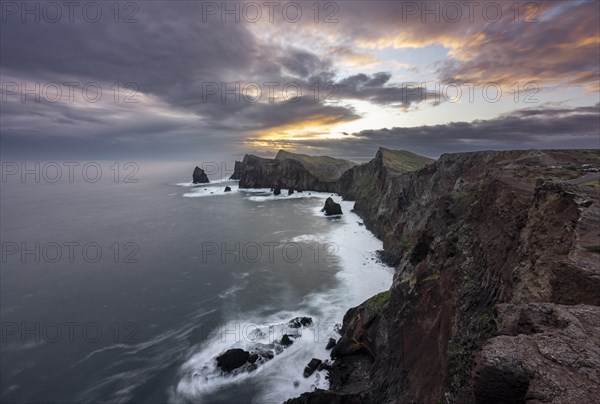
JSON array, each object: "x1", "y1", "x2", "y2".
[
  {"x1": 192, "y1": 166, "x2": 209, "y2": 184},
  {"x1": 322, "y1": 197, "x2": 342, "y2": 216},
  {"x1": 216, "y1": 348, "x2": 250, "y2": 372}
]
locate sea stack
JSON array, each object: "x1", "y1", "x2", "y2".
[
  {"x1": 192, "y1": 166, "x2": 209, "y2": 184},
  {"x1": 322, "y1": 197, "x2": 343, "y2": 216}
]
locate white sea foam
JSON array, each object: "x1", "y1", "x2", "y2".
[
  {"x1": 176, "y1": 178, "x2": 234, "y2": 187},
  {"x1": 245, "y1": 189, "x2": 335, "y2": 202},
  {"x1": 182, "y1": 183, "x2": 239, "y2": 198},
  {"x1": 172, "y1": 189, "x2": 393, "y2": 403}
]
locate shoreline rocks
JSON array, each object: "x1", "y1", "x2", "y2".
[
  {"x1": 303, "y1": 358, "x2": 322, "y2": 378},
  {"x1": 288, "y1": 317, "x2": 313, "y2": 328},
  {"x1": 216, "y1": 348, "x2": 249, "y2": 372}
]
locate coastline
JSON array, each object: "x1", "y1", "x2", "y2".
[{"x1": 174, "y1": 182, "x2": 393, "y2": 403}]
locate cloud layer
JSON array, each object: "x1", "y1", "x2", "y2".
[{"x1": 1, "y1": 1, "x2": 598, "y2": 159}]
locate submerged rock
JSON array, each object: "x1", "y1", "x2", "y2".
[
  {"x1": 322, "y1": 197, "x2": 343, "y2": 216},
  {"x1": 192, "y1": 166, "x2": 209, "y2": 184},
  {"x1": 216, "y1": 348, "x2": 250, "y2": 372},
  {"x1": 281, "y1": 334, "x2": 294, "y2": 346},
  {"x1": 303, "y1": 358, "x2": 323, "y2": 377},
  {"x1": 288, "y1": 317, "x2": 313, "y2": 328}
]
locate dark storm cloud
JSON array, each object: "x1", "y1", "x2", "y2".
[
  {"x1": 277, "y1": 49, "x2": 327, "y2": 78},
  {"x1": 330, "y1": 72, "x2": 436, "y2": 110},
  {"x1": 0, "y1": 0, "x2": 435, "y2": 160},
  {"x1": 1, "y1": 0, "x2": 598, "y2": 160},
  {"x1": 249, "y1": 104, "x2": 600, "y2": 159}
]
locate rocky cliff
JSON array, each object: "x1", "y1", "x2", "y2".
[
  {"x1": 286, "y1": 149, "x2": 600, "y2": 404},
  {"x1": 230, "y1": 150, "x2": 357, "y2": 192}
]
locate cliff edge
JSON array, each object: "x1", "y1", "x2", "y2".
[{"x1": 287, "y1": 149, "x2": 600, "y2": 404}]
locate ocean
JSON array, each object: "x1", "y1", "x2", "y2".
[{"x1": 0, "y1": 161, "x2": 392, "y2": 404}]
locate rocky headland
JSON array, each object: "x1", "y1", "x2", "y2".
[
  {"x1": 229, "y1": 150, "x2": 357, "y2": 192},
  {"x1": 209, "y1": 148, "x2": 600, "y2": 403}
]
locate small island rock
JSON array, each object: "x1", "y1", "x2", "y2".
[
  {"x1": 321, "y1": 197, "x2": 343, "y2": 216},
  {"x1": 192, "y1": 166, "x2": 209, "y2": 184}
]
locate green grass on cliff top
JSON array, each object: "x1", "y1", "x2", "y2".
[
  {"x1": 379, "y1": 147, "x2": 435, "y2": 173},
  {"x1": 275, "y1": 150, "x2": 357, "y2": 181}
]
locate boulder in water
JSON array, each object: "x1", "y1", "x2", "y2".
[
  {"x1": 273, "y1": 186, "x2": 281, "y2": 195},
  {"x1": 303, "y1": 358, "x2": 322, "y2": 377},
  {"x1": 288, "y1": 188, "x2": 294, "y2": 195},
  {"x1": 192, "y1": 166, "x2": 209, "y2": 184},
  {"x1": 224, "y1": 186, "x2": 232, "y2": 192},
  {"x1": 326, "y1": 338, "x2": 337, "y2": 350},
  {"x1": 288, "y1": 317, "x2": 313, "y2": 328},
  {"x1": 216, "y1": 348, "x2": 250, "y2": 372},
  {"x1": 321, "y1": 197, "x2": 342, "y2": 216},
  {"x1": 281, "y1": 334, "x2": 294, "y2": 346}
]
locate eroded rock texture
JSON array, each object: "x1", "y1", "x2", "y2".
[{"x1": 286, "y1": 149, "x2": 600, "y2": 404}]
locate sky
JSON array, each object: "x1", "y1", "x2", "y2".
[{"x1": 1, "y1": 0, "x2": 599, "y2": 162}]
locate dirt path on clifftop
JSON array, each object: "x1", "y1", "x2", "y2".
[
  {"x1": 495, "y1": 174, "x2": 536, "y2": 193},
  {"x1": 568, "y1": 173, "x2": 600, "y2": 185}
]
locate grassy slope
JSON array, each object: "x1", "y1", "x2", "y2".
[
  {"x1": 379, "y1": 148, "x2": 435, "y2": 173},
  {"x1": 275, "y1": 150, "x2": 357, "y2": 182}
]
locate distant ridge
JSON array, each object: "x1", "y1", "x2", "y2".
[
  {"x1": 274, "y1": 150, "x2": 357, "y2": 182},
  {"x1": 229, "y1": 148, "x2": 434, "y2": 192}
]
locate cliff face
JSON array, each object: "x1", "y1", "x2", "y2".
[
  {"x1": 288, "y1": 149, "x2": 600, "y2": 404},
  {"x1": 231, "y1": 150, "x2": 357, "y2": 192}
]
